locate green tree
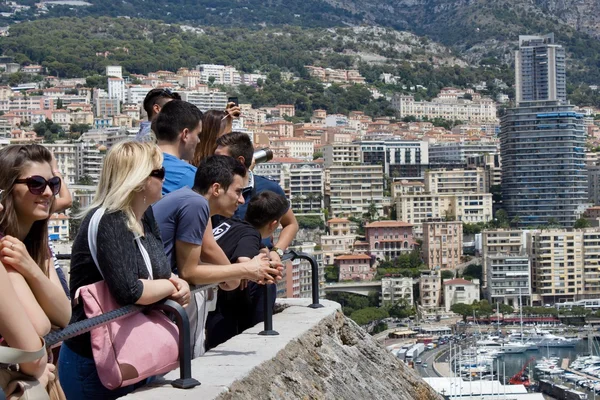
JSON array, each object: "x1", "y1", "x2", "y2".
[
  {"x1": 77, "y1": 175, "x2": 94, "y2": 185},
  {"x1": 324, "y1": 265, "x2": 338, "y2": 282},
  {"x1": 574, "y1": 218, "x2": 592, "y2": 229},
  {"x1": 313, "y1": 151, "x2": 323, "y2": 160},
  {"x1": 462, "y1": 264, "x2": 483, "y2": 281},
  {"x1": 440, "y1": 270, "x2": 454, "y2": 280},
  {"x1": 450, "y1": 303, "x2": 473, "y2": 321},
  {"x1": 349, "y1": 307, "x2": 389, "y2": 326}
]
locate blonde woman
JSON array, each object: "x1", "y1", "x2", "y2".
[{"x1": 58, "y1": 141, "x2": 190, "y2": 400}]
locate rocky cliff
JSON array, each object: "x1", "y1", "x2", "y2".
[{"x1": 218, "y1": 310, "x2": 441, "y2": 400}]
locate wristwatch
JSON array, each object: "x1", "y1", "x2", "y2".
[{"x1": 271, "y1": 247, "x2": 284, "y2": 257}]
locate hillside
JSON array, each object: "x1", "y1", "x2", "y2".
[{"x1": 7, "y1": 0, "x2": 600, "y2": 85}]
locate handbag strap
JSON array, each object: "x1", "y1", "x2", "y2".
[
  {"x1": 87, "y1": 207, "x2": 153, "y2": 280},
  {"x1": 0, "y1": 339, "x2": 46, "y2": 364}
]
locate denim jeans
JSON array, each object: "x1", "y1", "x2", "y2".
[{"x1": 58, "y1": 342, "x2": 143, "y2": 400}]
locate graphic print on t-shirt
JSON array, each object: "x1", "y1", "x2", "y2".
[{"x1": 213, "y1": 222, "x2": 232, "y2": 241}]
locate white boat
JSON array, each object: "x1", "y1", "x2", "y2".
[{"x1": 538, "y1": 334, "x2": 579, "y2": 348}]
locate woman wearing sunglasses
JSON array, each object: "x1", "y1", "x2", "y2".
[
  {"x1": 58, "y1": 140, "x2": 190, "y2": 399},
  {"x1": 0, "y1": 144, "x2": 72, "y2": 336}
]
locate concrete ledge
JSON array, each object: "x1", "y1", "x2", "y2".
[
  {"x1": 127, "y1": 299, "x2": 341, "y2": 399},
  {"x1": 127, "y1": 298, "x2": 441, "y2": 400}
]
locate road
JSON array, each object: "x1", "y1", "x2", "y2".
[{"x1": 414, "y1": 343, "x2": 449, "y2": 378}]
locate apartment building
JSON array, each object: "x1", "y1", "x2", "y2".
[
  {"x1": 486, "y1": 254, "x2": 531, "y2": 308},
  {"x1": 320, "y1": 217, "x2": 356, "y2": 265},
  {"x1": 358, "y1": 138, "x2": 428, "y2": 178},
  {"x1": 392, "y1": 94, "x2": 497, "y2": 123},
  {"x1": 529, "y1": 230, "x2": 584, "y2": 305},
  {"x1": 45, "y1": 143, "x2": 77, "y2": 185},
  {"x1": 180, "y1": 91, "x2": 227, "y2": 112},
  {"x1": 126, "y1": 84, "x2": 153, "y2": 105},
  {"x1": 94, "y1": 96, "x2": 120, "y2": 117},
  {"x1": 381, "y1": 277, "x2": 414, "y2": 306},
  {"x1": 500, "y1": 101, "x2": 587, "y2": 228},
  {"x1": 443, "y1": 278, "x2": 480, "y2": 312},
  {"x1": 335, "y1": 254, "x2": 373, "y2": 281},
  {"x1": 588, "y1": 165, "x2": 600, "y2": 205},
  {"x1": 395, "y1": 193, "x2": 493, "y2": 235},
  {"x1": 76, "y1": 142, "x2": 105, "y2": 184},
  {"x1": 107, "y1": 77, "x2": 126, "y2": 102},
  {"x1": 272, "y1": 138, "x2": 314, "y2": 160},
  {"x1": 428, "y1": 142, "x2": 499, "y2": 164},
  {"x1": 48, "y1": 213, "x2": 69, "y2": 241},
  {"x1": 289, "y1": 162, "x2": 323, "y2": 215},
  {"x1": 583, "y1": 230, "x2": 600, "y2": 298},
  {"x1": 322, "y1": 143, "x2": 362, "y2": 167},
  {"x1": 481, "y1": 230, "x2": 528, "y2": 288},
  {"x1": 280, "y1": 242, "x2": 325, "y2": 299},
  {"x1": 419, "y1": 270, "x2": 441, "y2": 310},
  {"x1": 196, "y1": 64, "x2": 241, "y2": 86},
  {"x1": 327, "y1": 165, "x2": 384, "y2": 219},
  {"x1": 364, "y1": 221, "x2": 414, "y2": 261},
  {"x1": 424, "y1": 168, "x2": 486, "y2": 194},
  {"x1": 422, "y1": 220, "x2": 463, "y2": 270}
]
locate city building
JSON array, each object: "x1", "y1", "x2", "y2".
[
  {"x1": 364, "y1": 220, "x2": 415, "y2": 261},
  {"x1": 381, "y1": 277, "x2": 414, "y2": 306},
  {"x1": 94, "y1": 95, "x2": 120, "y2": 117},
  {"x1": 272, "y1": 138, "x2": 314, "y2": 160},
  {"x1": 335, "y1": 254, "x2": 374, "y2": 281},
  {"x1": 515, "y1": 34, "x2": 566, "y2": 104},
  {"x1": 76, "y1": 142, "x2": 106, "y2": 184},
  {"x1": 392, "y1": 93, "x2": 497, "y2": 123},
  {"x1": 481, "y1": 230, "x2": 528, "y2": 290},
  {"x1": 105, "y1": 65, "x2": 123, "y2": 79},
  {"x1": 422, "y1": 220, "x2": 463, "y2": 270},
  {"x1": 322, "y1": 143, "x2": 362, "y2": 167},
  {"x1": 424, "y1": 168, "x2": 486, "y2": 194},
  {"x1": 419, "y1": 270, "x2": 441, "y2": 310},
  {"x1": 45, "y1": 143, "x2": 77, "y2": 185},
  {"x1": 107, "y1": 77, "x2": 126, "y2": 103},
  {"x1": 428, "y1": 142, "x2": 499, "y2": 165},
  {"x1": 288, "y1": 162, "x2": 323, "y2": 216},
  {"x1": 529, "y1": 229, "x2": 584, "y2": 304},
  {"x1": 486, "y1": 254, "x2": 531, "y2": 308},
  {"x1": 443, "y1": 278, "x2": 480, "y2": 312},
  {"x1": 588, "y1": 165, "x2": 600, "y2": 205},
  {"x1": 327, "y1": 165, "x2": 384, "y2": 219},
  {"x1": 48, "y1": 213, "x2": 69, "y2": 241},
  {"x1": 358, "y1": 138, "x2": 428, "y2": 178},
  {"x1": 196, "y1": 64, "x2": 241, "y2": 86},
  {"x1": 180, "y1": 91, "x2": 227, "y2": 112},
  {"x1": 395, "y1": 193, "x2": 493, "y2": 235},
  {"x1": 500, "y1": 101, "x2": 588, "y2": 227}
]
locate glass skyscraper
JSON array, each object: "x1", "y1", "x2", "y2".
[
  {"x1": 515, "y1": 34, "x2": 566, "y2": 104},
  {"x1": 500, "y1": 101, "x2": 587, "y2": 227}
]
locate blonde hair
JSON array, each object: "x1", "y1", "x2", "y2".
[{"x1": 81, "y1": 141, "x2": 163, "y2": 237}]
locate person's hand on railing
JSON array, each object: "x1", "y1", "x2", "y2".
[
  {"x1": 168, "y1": 275, "x2": 191, "y2": 307},
  {"x1": 244, "y1": 254, "x2": 282, "y2": 285}
]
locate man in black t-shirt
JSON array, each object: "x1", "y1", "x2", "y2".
[{"x1": 205, "y1": 191, "x2": 289, "y2": 351}]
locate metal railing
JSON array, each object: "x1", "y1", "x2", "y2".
[{"x1": 32, "y1": 250, "x2": 323, "y2": 391}]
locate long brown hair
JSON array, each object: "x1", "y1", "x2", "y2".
[
  {"x1": 0, "y1": 144, "x2": 55, "y2": 274},
  {"x1": 192, "y1": 110, "x2": 230, "y2": 167}
]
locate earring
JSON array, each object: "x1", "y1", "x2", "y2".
[{"x1": 143, "y1": 195, "x2": 147, "y2": 206}]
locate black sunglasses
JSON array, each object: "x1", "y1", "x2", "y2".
[
  {"x1": 14, "y1": 176, "x2": 61, "y2": 196},
  {"x1": 149, "y1": 167, "x2": 165, "y2": 180}
]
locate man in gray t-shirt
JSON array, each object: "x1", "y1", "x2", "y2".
[
  {"x1": 151, "y1": 156, "x2": 280, "y2": 357},
  {"x1": 152, "y1": 187, "x2": 209, "y2": 274}
]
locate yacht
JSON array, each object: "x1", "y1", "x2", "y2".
[{"x1": 538, "y1": 334, "x2": 579, "y2": 348}]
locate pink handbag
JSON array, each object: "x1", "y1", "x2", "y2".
[{"x1": 78, "y1": 208, "x2": 180, "y2": 390}]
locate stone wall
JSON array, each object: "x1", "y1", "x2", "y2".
[{"x1": 127, "y1": 299, "x2": 441, "y2": 400}]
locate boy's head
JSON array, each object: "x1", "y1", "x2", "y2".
[
  {"x1": 143, "y1": 88, "x2": 181, "y2": 121},
  {"x1": 214, "y1": 131, "x2": 254, "y2": 169},
  {"x1": 244, "y1": 191, "x2": 289, "y2": 237},
  {"x1": 193, "y1": 155, "x2": 247, "y2": 217},
  {"x1": 152, "y1": 100, "x2": 203, "y2": 161}
]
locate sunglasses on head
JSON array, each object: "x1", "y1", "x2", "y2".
[
  {"x1": 14, "y1": 176, "x2": 61, "y2": 196},
  {"x1": 149, "y1": 167, "x2": 165, "y2": 180}
]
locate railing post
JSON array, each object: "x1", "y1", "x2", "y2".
[
  {"x1": 152, "y1": 300, "x2": 201, "y2": 389},
  {"x1": 258, "y1": 285, "x2": 279, "y2": 336},
  {"x1": 282, "y1": 250, "x2": 324, "y2": 309}
]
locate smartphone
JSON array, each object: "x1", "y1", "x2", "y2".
[{"x1": 227, "y1": 96, "x2": 239, "y2": 106}]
